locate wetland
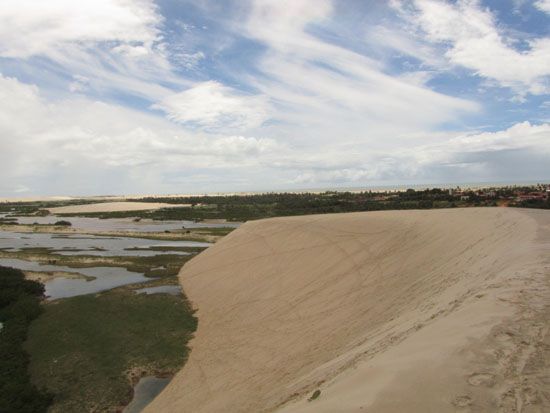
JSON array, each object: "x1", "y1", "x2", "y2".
[{"x1": 0, "y1": 204, "x2": 237, "y2": 412}]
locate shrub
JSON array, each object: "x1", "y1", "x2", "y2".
[
  {"x1": 0, "y1": 266, "x2": 52, "y2": 412},
  {"x1": 308, "y1": 389, "x2": 321, "y2": 401}
]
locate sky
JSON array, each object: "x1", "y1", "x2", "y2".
[{"x1": 0, "y1": 0, "x2": 549, "y2": 196}]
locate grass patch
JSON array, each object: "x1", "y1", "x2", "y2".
[
  {"x1": 121, "y1": 254, "x2": 199, "y2": 277},
  {"x1": 192, "y1": 227, "x2": 236, "y2": 236},
  {"x1": 0, "y1": 200, "x2": 104, "y2": 216},
  {"x1": 0, "y1": 217, "x2": 18, "y2": 225},
  {"x1": 124, "y1": 245, "x2": 206, "y2": 253},
  {"x1": 0, "y1": 222, "x2": 218, "y2": 242},
  {"x1": 85, "y1": 230, "x2": 216, "y2": 243},
  {"x1": 25, "y1": 289, "x2": 197, "y2": 413},
  {"x1": 120, "y1": 276, "x2": 180, "y2": 292}
]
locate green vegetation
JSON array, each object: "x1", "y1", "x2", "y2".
[
  {"x1": 0, "y1": 216, "x2": 18, "y2": 225},
  {"x1": 0, "y1": 221, "x2": 226, "y2": 242},
  {"x1": 51, "y1": 187, "x2": 519, "y2": 222},
  {"x1": 6, "y1": 185, "x2": 548, "y2": 223},
  {"x1": 124, "y1": 245, "x2": 207, "y2": 253},
  {"x1": 0, "y1": 203, "x2": 213, "y2": 412},
  {"x1": 0, "y1": 199, "x2": 104, "y2": 216},
  {"x1": 121, "y1": 186, "x2": 545, "y2": 220},
  {"x1": 308, "y1": 389, "x2": 321, "y2": 401},
  {"x1": 25, "y1": 288, "x2": 197, "y2": 413},
  {"x1": 0, "y1": 266, "x2": 53, "y2": 413},
  {"x1": 189, "y1": 226, "x2": 237, "y2": 236},
  {"x1": 517, "y1": 197, "x2": 550, "y2": 209},
  {"x1": 119, "y1": 253, "x2": 199, "y2": 277},
  {"x1": 54, "y1": 191, "x2": 452, "y2": 221},
  {"x1": 94, "y1": 227, "x2": 232, "y2": 242},
  {"x1": 112, "y1": 189, "x2": 483, "y2": 221},
  {"x1": 0, "y1": 248, "x2": 203, "y2": 278}
]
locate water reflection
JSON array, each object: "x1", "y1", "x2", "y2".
[
  {"x1": 0, "y1": 230, "x2": 210, "y2": 257},
  {"x1": 136, "y1": 285, "x2": 181, "y2": 296},
  {"x1": 123, "y1": 376, "x2": 171, "y2": 413},
  {"x1": 0, "y1": 214, "x2": 225, "y2": 300},
  {"x1": 14, "y1": 215, "x2": 241, "y2": 232},
  {"x1": 0, "y1": 258, "x2": 149, "y2": 300}
]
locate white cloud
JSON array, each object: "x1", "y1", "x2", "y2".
[
  {"x1": 427, "y1": 121, "x2": 550, "y2": 156},
  {"x1": 69, "y1": 75, "x2": 90, "y2": 93},
  {"x1": 0, "y1": 74, "x2": 549, "y2": 195},
  {"x1": 242, "y1": 0, "x2": 478, "y2": 149},
  {"x1": 286, "y1": 122, "x2": 550, "y2": 186},
  {"x1": 0, "y1": 0, "x2": 186, "y2": 102},
  {"x1": 0, "y1": 1, "x2": 548, "y2": 195},
  {"x1": 173, "y1": 51, "x2": 205, "y2": 70},
  {"x1": 394, "y1": 0, "x2": 550, "y2": 96},
  {"x1": 365, "y1": 24, "x2": 447, "y2": 69},
  {"x1": 152, "y1": 81, "x2": 270, "y2": 130},
  {"x1": 0, "y1": 0, "x2": 161, "y2": 58},
  {"x1": 0, "y1": 74, "x2": 285, "y2": 194},
  {"x1": 535, "y1": 0, "x2": 550, "y2": 13}
]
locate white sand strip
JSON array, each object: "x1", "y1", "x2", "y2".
[{"x1": 47, "y1": 201, "x2": 190, "y2": 214}]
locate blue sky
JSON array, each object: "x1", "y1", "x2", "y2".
[{"x1": 0, "y1": 0, "x2": 549, "y2": 196}]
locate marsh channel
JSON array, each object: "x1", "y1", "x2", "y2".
[{"x1": 0, "y1": 212, "x2": 239, "y2": 411}]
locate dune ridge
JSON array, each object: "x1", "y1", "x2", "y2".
[{"x1": 146, "y1": 208, "x2": 550, "y2": 412}]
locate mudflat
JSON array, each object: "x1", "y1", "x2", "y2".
[{"x1": 147, "y1": 208, "x2": 550, "y2": 412}]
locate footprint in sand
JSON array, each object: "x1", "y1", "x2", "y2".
[
  {"x1": 494, "y1": 331, "x2": 515, "y2": 342},
  {"x1": 468, "y1": 373, "x2": 495, "y2": 387},
  {"x1": 452, "y1": 395, "x2": 472, "y2": 407}
]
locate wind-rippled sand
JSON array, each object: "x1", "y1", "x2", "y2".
[{"x1": 147, "y1": 208, "x2": 550, "y2": 412}]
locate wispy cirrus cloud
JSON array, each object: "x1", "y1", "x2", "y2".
[
  {"x1": 391, "y1": 0, "x2": 550, "y2": 96},
  {"x1": 242, "y1": 0, "x2": 478, "y2": 148},
  {"x1": 0, "y1": 0, "x2": 548, "y2": 196},
  {"x1": 0, "y1": 0, "x2": 186, "y2": 101}
]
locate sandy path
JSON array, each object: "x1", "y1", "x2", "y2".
[
  {"x1": 47, "y1": 201, "x2": 190, "y2": 214},
  {"x1": 146, "y1": 208, "x2": 550, "y2": 412}
]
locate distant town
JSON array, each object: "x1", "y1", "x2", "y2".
[
  {"x1": 1, "y1": 183, "x2": 549, "y2": 225},
  {"x1": 368, "y1": 183, "x2": 550, "y2": 207},
  {"x1": 447, "y1": 183, "x2": 550, "y2": 206}
]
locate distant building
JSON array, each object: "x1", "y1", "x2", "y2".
[{"x1": 517, "y1": 192, "x2": 548, "y2": 201}]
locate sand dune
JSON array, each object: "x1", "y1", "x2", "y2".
[
  {"x1": 146, "y1": 208, "x2": 550, "y2": 413},
  {"x1": 47, "y1": 201, "x2": 190, "y2": 214}
]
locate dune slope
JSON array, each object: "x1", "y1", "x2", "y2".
[{"x1": 146, "y1": 208, "x2": 550, "y2": 412}]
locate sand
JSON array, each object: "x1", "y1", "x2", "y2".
[
  {"x1": 24, "y1": 270, "x2": 95, "y2": 282},
  {"x1": 47, "y1": 201, "x2": 190, "y2": 214},
  {"x1": 146, "y1": 208, "x2": 550, "y2": 413}
]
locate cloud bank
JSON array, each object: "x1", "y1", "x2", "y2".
[{"x1": 0, "y1": 0, "x2": 548, "y2": 196}]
